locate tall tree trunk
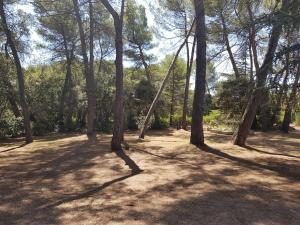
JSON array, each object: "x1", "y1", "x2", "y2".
[
  {"x1": 190, "y1": 0, "x2": 206, "y2": 146},
  {"x1": 281, "y1": 62, "x2": 300, "y2": 133},
  {"x1": 72, "y1": 0, "x2": 97, "y2": 140},
  {"x1": 169, "y1": 69, "x2": 175, "y2": 126},
  {"x1": 249, "y1": 40, "x2": 254, "y2": 83},
  {"x1": 220, "y1": 12, "x2": 240, "y2": 79},
  {"x1": 232, "y1": 2, "x2": 287, "y2": 145},
  {"x1": 111, "y1": 20, "x2": 125, "y2": 150},
  {"x1": 0, "y1": 2, "x2": 33, "y2": 143},
  {"x1": 182, "y1": 35, "x2": 196, "y2": 130},
  {"x1": 100, "y1": 0, "x2": 125, "y2": 150},
  {"x1": 138, "y1": 19, "x2": 195, "y2": 139}
]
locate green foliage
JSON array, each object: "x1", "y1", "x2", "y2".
[
  {"x1": 151, "y1": 117, "x2": 169, "y2": 130},
  {"x1": 295, "y1": 113, "x2": 300, "y2": 126},
  {"x1": 0, "y1": 111, "x2": 23, "y2": 138},
  {"x1": 215, "y1": 78, "x2": 252, "y2": 118},
  {"x1": 203, "y1": 110, "x2": 222, "y2": 127}
]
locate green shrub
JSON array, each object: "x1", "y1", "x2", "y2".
[
  {"x1": 203, "y1": 110, "x2": 222, "y2": 127},
  {"x1": 151, "y1": 117, "x2": 169, "y2": 130},
  {"x1": 0, "y1": 112, "x2": 23, "y2": 138}
]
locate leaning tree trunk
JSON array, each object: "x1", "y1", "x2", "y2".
[
  {"x1": 73, "y1": 0, "x2": 97, "y2": 140},
  {"x1": 0, "y1": 2, "x2": 33, "y2": 143},
  {"x1": 281, "y1": 62, "x2": 300, "y2": 133},
  {"x1": 232, "y1": 10, "x2": 286, "y2": 145},
  {"x1": 138, "y1": 19, "x2": 195, "y2": 139},
  {"x1": 190, "y1": 0, "x2": 206, "y2": 146},
  {"x1": 182, "y1": 35, "x2": 196, "y2": 130},
  {"x1": 169, "y1": 69, "x2": 175, "y2": 126}
]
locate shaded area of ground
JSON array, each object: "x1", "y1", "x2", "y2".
[{"x1": 0, "y1": 128, "x2": 299, "y2": 225}]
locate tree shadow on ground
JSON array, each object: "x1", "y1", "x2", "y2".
[
  {"x1": 159, "y1": 184, "x2": 300, "y2": 225},
  {"x1": 196, "y1": 144, "x2": 300, "y2": 181},
  {"x1": 0, "y1": 135, "x2": 142, "y2": 225}
]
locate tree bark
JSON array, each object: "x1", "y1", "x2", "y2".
[
  {"x1": 100, "y1": 0, "x2": 125, "y2": 150},
  {"x1": 169, "y1": 69, "x2": 175, "y2": 126},
  {"x1": 190, "y1": 0, "x2": 206, "y2": 146},
  {"x1": 72, "y1": 0, "x2": 97, "y2": 140},
  {"x1": 232, "y1": 3, "x2": 287, "y2": 145},
  {"x1": 0, "y1": 2, "x2": 33, "y2": 143},
  {"x1": 138, "y1": 19, "x2": 195, "y2": 139},
  {"x1": 281, "y1": 62, "x2": 300, "y2": 133},
  {"x1": 182, "y1": 35, "x2": 196, "y2": 130}
]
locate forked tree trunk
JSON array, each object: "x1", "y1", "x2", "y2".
[
  {"x1": 190, "y1": 0, "x2": 206, "y2": 146},
  {"x1": 73, "y1": 0, "x2": 97, "y2": 140},
  {"x1": 232, "y1": 8, "x2": 286, "y2": 145},
  {"x1": 0, "y1": 2, "x2": 33, "y2": 143},
  {"x1": 100, "y1": 0, "x2": 125, "y2": 150},
  {"x1": 182, "y1": 35, "x2": 196, "y2": 130},
  {"x1": 281, "y1": 63, "x2": 300, "y2": 133},
  {"x1": 138, "y1": 19, "x2": 195, "y2": 139}
]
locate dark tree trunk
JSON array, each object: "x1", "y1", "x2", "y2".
[
  {"x1": 182, "y1": 35, "x2": 196, "y2": 130},
  {"x1": 100, "y1": 0, "x2": 125, "y2": 150},
  {"x1": 0, "y1": 2, "x2": 33, "y2": 143},
  {"x1": 281, "y1": 63, "x2": 300, "y2": 133},
  {"x1": 220, "y1": 12, "x2": 240, "y2": 79},
  {"x1": 232, "y1": 7, "x2": 286, "y2": 145},
  {"x1": 190, "y1": 0, "x2": 206, "y2": 146},
  {"x1": 72, "y1": 0, "x2": 97, "y2": 140},
  {"x1": 111, "y1": 20, "x2": 125, "y2": 150}
]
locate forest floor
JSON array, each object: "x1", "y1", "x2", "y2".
[{"x1": 0, "y1": 127, "x2": 299, "y2": 225}]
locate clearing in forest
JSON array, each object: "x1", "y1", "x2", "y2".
[{"x1": 0, "y1": 128, "x2": 299, "y2": 225}]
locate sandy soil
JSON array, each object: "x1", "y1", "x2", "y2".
[{"x1": 0, "y1": 128, "x2": 299, "y2": 225}]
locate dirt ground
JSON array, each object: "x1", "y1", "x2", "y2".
[{"x1": 0, "y1": 128, "x2": 299, "y2": 225}]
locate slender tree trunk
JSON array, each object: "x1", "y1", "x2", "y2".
[
  {"x1": 220, "y1": 12, "x2": 240, "y2": 79},
  {"x1": 138, "y1": 19, "x2": 195, "y2": 139},
  {"x1": 281, "y1": 62, "x2": 300, "y2": 133},
  {"x1": 249, "y1": 40, "x2": 254, "y2": 83},
  {"x1": 0, "y1": 2, "x2": 33, "y2": 143},
  {"x1": 169, "y1": 69, "x2": 175, "y2": 126},
  {"x1": 232, "y1": 8, "x2": 286, "y2": 145},
  {"x1": 190, "y1": 0, "x2": 206, "y2": 146},
  {"x1": 72, "y1": 0, "x2": 97, "y2": 140},
  {"x1": 182, "y1": 35, "x2": 196, "y2": 130}
]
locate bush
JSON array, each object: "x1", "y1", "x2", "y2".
[
  {"x1": 151, "y1": 117, "x2": 169, "y2": 130},
  {"x1": 203, "y1": 110, "x2": 222, "y2": 127},
  {"x1": 0, "y1": 112, "x2": 24, "y2": 138}
]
